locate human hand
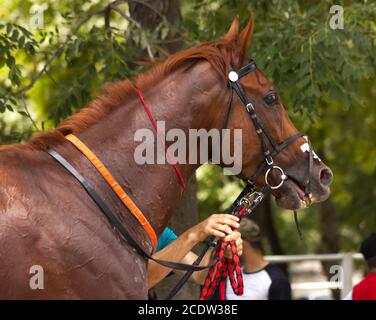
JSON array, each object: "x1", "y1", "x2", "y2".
[
  {"x1": 224, "y1": 230, "x2": 243, "y2": 258},
  {"x1": 188, "y1": 214, "x2": 240, "y2": 244}
]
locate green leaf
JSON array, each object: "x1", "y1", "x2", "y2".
[
  {"x1": 6, "y1": 23, "x2": 12, "y2": 34},
  {"x1": 18, "y1": 111, "x2": 28, "y2": 117},
  {"x1": 18, "y1": 36, "x2": 25, "y2": 47},
  {"x1": 11, "y1": 29, "x2": 19, "y2": 41}
]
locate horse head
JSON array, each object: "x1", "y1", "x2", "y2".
[{"x1": 212, "y1": 16, "x2": 333, "y2": 210}]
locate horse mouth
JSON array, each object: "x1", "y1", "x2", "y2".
[{"x1": 274, "y1": 176, "x2": 311, "y2": 210}]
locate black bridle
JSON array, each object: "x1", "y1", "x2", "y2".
[
  {"x1": 166, "y1": 60, "x2": 317, "y2": 299},
  {"x1": 227, "y1": 60, "x2": 312, "y2": 194},
  {"x1": 226, "y1": 60, "x2": 317, "y2": 241}
]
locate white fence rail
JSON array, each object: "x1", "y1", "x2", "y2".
[{"x1": 264, "y1": 253, "x2": 364, "y2": 299}]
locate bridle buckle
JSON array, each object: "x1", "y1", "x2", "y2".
[
  {"x1": 246, "y1": 103, "x2": 254, "y2": 112},
  {"x1": 252, "y1": 192, "x2": 264, "y2": 205},
  {"x1": 265, "y1": 156, "x2": 274, "y2": 166}
]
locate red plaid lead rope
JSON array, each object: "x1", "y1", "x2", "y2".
[{"x1": 200, "y1": 206, "x2": 248, "y2": 300}]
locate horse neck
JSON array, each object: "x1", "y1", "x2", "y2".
[{"x1": 71, "y1": 61, "x2": 228, "y2": 235}]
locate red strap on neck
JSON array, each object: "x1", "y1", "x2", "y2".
[{"x1": 133, "y1": 84, "x2": 186, "y2": 193}]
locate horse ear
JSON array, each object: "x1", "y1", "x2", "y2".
[
  {"x1": 239, "y1": 14, "x2": 255, "y2": 55},
  {"x1": 224, "y1": 15, "x2": 240, "y2": 41}
]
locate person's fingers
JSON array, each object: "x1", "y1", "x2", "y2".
[
  {"x1": 234, "y1": 230, "x2": 242, "y2": 242},
  {"x1": 223, "y1": 230, "x2": 241, "y2": 243},
  {"x1": 209, "y1": 216, "x2": 240, "y2": 230},
  {"x1": 236, "y1": 237, "x2": 243, "y2": 256},
  {"x1": 233, "y1": 231, "x2": 242, "y2": 242},
  {"x1": 221, "y1": 214, "x2": 240, "y2": 222},
  {"x1": 223, "y1": 242, "x2": 243, "y2": 258},
  {"x1": 207, "y1": 227, "x2": 226, "y2": 238},
  {"x1": 201, "y1": 214, "x2": 241, "y2": 240},
  {"x1": 223, "y1": 232, "x2": 238, "y2": 242},
  {"x1": 212, "y1": 214, "x2": 239, "y2": 221},
  {"x1": 211, "y1": 223, "x2": 233, "y2": 235},
  {"x1": 222, "y1": 218, "x2": 240, "y2": 229},
  {"x1": 218, "y1": 215, "x2": 240, "y2": 224}
]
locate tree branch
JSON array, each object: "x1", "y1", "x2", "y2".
[
  {"x1": 104, "y1": 5, "x2": 112, "y2": 39},
  {"x1": 11, "y1": 6, "x2": 107, "y2": 97},
  {"x1": 128, "y1": 0, "x2": 164, "y2": 19},
  {"x1": 110, "y1": 5, "x2": 155, "y2": 59},
  {"x1": 21, "y1": 95, "x2": 40, "y2": 132},
  {"x1": 6, "y1": 0, "x2": 167, "y2": 99}
]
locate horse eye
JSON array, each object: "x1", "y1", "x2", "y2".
[{"x1": 264, "y1": 92, "x2": 278, "y2": 106}]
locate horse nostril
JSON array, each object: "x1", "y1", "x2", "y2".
[{"x1": 319, "y1": 167, "x2": 333, "y2": 187}]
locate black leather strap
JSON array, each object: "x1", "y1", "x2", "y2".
[
  {"x1": 230, "y1": 70, "x2": 276, "y2": 164},
  {"x1": 247, "y1": 132, "x2": 305, "y2": 185},
  {"x1": 165, "y1": 240, "x2": 213, "y2": 300},
  {"x1": 230, "y1": 80, "x2": 249, "y2": 106},
  {"x1": 47, "y1": 149, "x2": 213, "y2": 272},
  {"x1": 305, "y1": 139, "x2": 313, "y2": 197},
  {"x1": 222, "y1": 88, "x2": 234, "y2": 129},
  {"x1": 294, "y1": 210, "x2": 303, "y2": 240},
  {"x1": 237, "y1": 61, "x2": 257, "y2": 78}
]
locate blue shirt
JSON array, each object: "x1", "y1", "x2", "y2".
[{"x1": 156, "y1": 227, "x2": 177, "y2": 252}]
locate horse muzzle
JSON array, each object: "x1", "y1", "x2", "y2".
[{"x1": 273, "y1": 162, "x2": 333, "y2": 210}]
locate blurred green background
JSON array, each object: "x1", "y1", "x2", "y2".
[{"x1": 0, "y1": 0, "x2": 375, "y2": 262}]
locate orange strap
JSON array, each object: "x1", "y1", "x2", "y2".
[{"x1": 65, "y1": 134, "x2": 157, "y2": 250}]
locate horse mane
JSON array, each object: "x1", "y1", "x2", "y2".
[{"x1": 4, "y1": 34, "x2": 244, "y2": 152}]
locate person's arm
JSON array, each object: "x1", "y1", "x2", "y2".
[{"x1": 148, "y1": 214, "x2": 240, "y2": 288}]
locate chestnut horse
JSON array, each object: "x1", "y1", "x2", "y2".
[{"x1": 0, "y1": 17, "x2": 332, "y2": 299}]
